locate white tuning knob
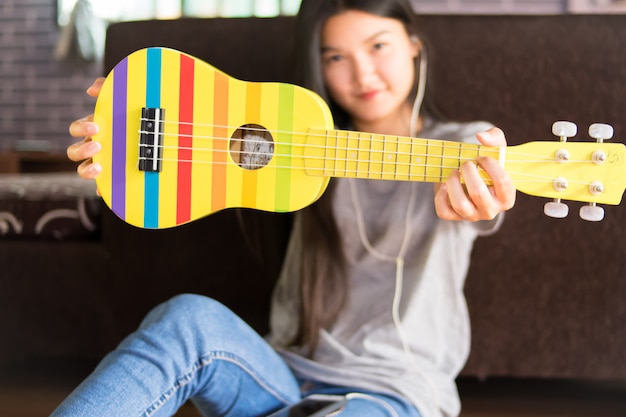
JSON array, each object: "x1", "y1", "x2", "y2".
[
  {"x1": 544, "y1": 201, "x2": 569, "y2": 218},
  {"x1": 588, "y1": 123, "x2": 614, "y2": 142},
  {"x1": 552, "y1": 121, "x2": 577, "y2": 140},
  {"x1": 580, "y1": 204, "x2": 604, "y2": 222}
]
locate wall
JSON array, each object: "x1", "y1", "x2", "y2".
[
  {"x1": 413, "y1": 0, "x2": 564, "y2": 14},
  {"x1": 0, "y1": 0, "x2": 101, "y2": 153}
]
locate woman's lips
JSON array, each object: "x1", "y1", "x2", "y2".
[{"x1": 358, "y1": 90, "x2": 380, "y2": 100}]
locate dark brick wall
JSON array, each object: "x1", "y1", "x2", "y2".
[{"x1": 0, "y1": 0, "x2": 101, "y2": 153}]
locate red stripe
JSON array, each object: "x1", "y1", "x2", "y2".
[{"x1": 177, "y1": 54, "x2": 194, "y2": 224}]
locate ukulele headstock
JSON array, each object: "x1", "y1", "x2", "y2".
[{"x1": 510, "y1": 121, "x2": 626, "y2": 222}]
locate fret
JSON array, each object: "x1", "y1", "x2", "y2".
[
  {"x1": 397, "y1": 135, "x2": 411, "y2": 180},
  {"x1": 423, "y1": 139, "x2": 441, "y2": 181},
  {"x1": 369, "y1": 132, "x2": 384, "y2": 179},
  {"x1": 382, "y1": 134, "x2": 397, "y2": 180},
  {"x1": 440, "y1": 139, "x2": 446, "y2": 181},
  {"x1": 456, "y1": 142, "x2": 482, "y2": 179},
  {"x1": 436, "y1": 139, "x2": 447, "y2": 181},
  {"x1": 337, "y1": 130, "x2": 348, "y2": 177},
  {"x1": 408, "y1": 136, "x2": 417, "y2": 180},
  {"x1": 323, "y1": 130, "x2": 336, "y2": 176},
  {"x1": 346, "y1": 131, "x2": 359, "y2": 177},
  {"x1": 356, "y1": 132, "x2": 371, "y2": 178},
  {"x1": 409, "y1": 138, "x2": 427, "y2": 181}
]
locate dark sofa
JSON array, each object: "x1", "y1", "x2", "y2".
[{"x1": 2, "y1": 14, "x2": 626, "y2": 381}]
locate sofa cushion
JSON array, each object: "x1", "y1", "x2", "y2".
[{"x1": 0, "y1": 173, "x2": 100, "y2": 240}]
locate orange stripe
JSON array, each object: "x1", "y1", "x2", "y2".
[
  {"x1": 211, "y1": 71, "x2": 228, "y2": 210},
  {"x1": 241, "y1": 82, "x2": 261, "y2": 208}
]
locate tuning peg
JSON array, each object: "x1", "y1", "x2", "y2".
[
  {"x1": 580, "y1": 203, "x2": 604, "y2": 222},
  {"x1": 552, "y1": 121, "x2": 577, "y2": 142},
  {"x1": 544, "y1": 200, "x2": 569, "y2": 218},
  {"x1": 588, "y1": 123, "x2": 614, "y2": 143}
]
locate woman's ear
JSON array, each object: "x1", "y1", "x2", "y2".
[{"x1": 410, "y1": 35, "x2": 422, "y2": 58}]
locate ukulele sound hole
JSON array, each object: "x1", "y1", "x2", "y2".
[{"x1": 230, "y1": 124, "x2": 274, "y2": 170}]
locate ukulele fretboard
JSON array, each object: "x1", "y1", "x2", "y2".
[{"x1": 304, "y1": 128, "x2": 500, "y2": 182}]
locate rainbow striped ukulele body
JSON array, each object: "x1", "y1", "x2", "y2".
[
  {"x1": 94, "y1": 48, "x2": 626, "y2": 229},
  {"x1": 94, "y1": 47, "x2": 334, "y2": 228}
]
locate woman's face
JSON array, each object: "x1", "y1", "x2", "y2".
[{"x1": 320, "y1": 9, "x2": 420, "y2": 133}]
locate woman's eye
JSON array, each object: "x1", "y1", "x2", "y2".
[
  {"x1": 325, "y1": 54, "x2": 343, "y2": 64},
  {"x1": 372, "y1": 42, "x2": 386, "y2": 51}
]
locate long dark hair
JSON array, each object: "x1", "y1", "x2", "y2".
[{"x1": 290, "y1": 0, "x2": 427, "y2": 355}]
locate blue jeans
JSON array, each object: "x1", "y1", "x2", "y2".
[{"x1": 51, "y1": 294, "x2": 422, "y2": 417}]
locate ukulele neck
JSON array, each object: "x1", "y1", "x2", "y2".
[{"x1": 304, "y1": 128, "x2": 502, "y2": 183}]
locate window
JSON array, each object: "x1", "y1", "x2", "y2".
[
  {"x1": 57, "y1": 0, "x2": 303, "y2": 26},
  {"x1": 59, "y1": 0, "x2": 626, "y2": 26}
]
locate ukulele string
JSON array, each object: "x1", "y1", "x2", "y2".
[
  {"x1": 150, "y1": 141, "x2": 571, "y2": 175},
  {"x1": 141, "y1": 153, "x2": 594, "y2": 187},
  {"x1": 140, "y1": 117, "x2": 584, "y2": 164},
  {"x1": 155, "y1": 138, "x2": 578, "y2": 165},
  {"x1": 139, "y1": 121, "x2": 563, "y2": 164},
  {"x1": 136, "y1": 119, "x2": 600, "y2": 186}
]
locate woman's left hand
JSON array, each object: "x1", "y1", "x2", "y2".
[{"x1": 434, "y1": 127, "x2": 516, "y2": 221}]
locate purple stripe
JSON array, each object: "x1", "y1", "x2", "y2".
[{"x1": 111, "y1": 58, "x2": 128, "y2": 218}]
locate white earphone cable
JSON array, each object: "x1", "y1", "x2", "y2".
[
  {"x1": 410, "y1": 47, "x2": 428, "y2": 139},
  {"x1": 346, "y1": 46, "x2": 442, "y2": 417}
]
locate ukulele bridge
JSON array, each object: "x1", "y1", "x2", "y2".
[{"x1": 139, "y1": 107, "x2": 165, "y2": 172}]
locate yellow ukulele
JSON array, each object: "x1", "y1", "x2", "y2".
[{"x1": 92, "y1": 47, "x2": 626, "y2": 229}]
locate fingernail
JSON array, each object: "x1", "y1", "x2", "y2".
[
  {"x1": 86, "y1": 123, "x2": 99, "y2": 135},
  {"x1": 87, "y1": 141, "x2": 101, "y2": 153},
  {"x1": 89, "y1": 163, "x2": 102, "y2": 176}
]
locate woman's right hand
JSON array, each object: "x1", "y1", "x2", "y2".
[{"x1": 67, "y1": 77, "x2": 105, "y2": 179}]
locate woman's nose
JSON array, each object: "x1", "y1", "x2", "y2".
[{"x1": 353, "y1": 56, "x2": 377, "y2": 87}]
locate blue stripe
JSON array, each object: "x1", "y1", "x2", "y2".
[{"x1": 144, "y1": 48, "x2": 161, "y2": 228}]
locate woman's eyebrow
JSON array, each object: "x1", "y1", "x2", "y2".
[
  {"x1": 321, "y1": 30, "x2": 392, "y2": 53},
  {"x1": 366, "y1": 29, "x2": 393, "y2": 41}
]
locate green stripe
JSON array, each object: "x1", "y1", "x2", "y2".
[{"x1": 274, "y1": 83, "x2": 294, "y2": 212}]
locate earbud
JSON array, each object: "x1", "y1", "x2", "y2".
[{"x1": 410, "y1": 35, "x2": 422, "y2": 60}]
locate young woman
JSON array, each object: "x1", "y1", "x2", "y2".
[{"x1": 56, "y1": 0, "x2": 515, "y2": 416}]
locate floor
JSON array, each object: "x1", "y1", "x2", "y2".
[
  {"x1": 457, "y1": 377, "x2": 626, "y2": 417},
  {"x1": 1, "y1": 359, "x2": 625, "y2": 417}
]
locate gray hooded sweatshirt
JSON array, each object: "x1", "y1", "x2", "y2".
[{"x1": 268, "y1": 119, "x2": 502, "y2": 417}]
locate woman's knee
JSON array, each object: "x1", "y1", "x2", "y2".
[
  {"x1": 162, "y1": 293, "x2": 229, "y2": 318},
  {"x1": 138, "y1": 294, "x2": 238, "y2": 335},
  {"x1": 164, "y1": 293, "x2": 226, "y2": 313}
]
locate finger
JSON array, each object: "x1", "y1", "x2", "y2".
[
  {"x1": 476, "y1": 156, "x2": 516, "y2": 211},
  {"x1": 67, "y1": 138, "x2": 102, "y2": 162},
  {"x1": 76, "y1": 158, "x2": 102, "y2": 179},
  {"x1": 86, "y1": 77, "x2": 105, "y2": 98},
  {"x1": 476, "y1": 127, "x2": 506, "y2": 147},
  {"x1": 69, "y1": 116, "x2": 98, "y2": 138},
  {"x1": 445, "y1": 169, "x2": 479, "y2": 220},
  {"x1": 460, "y1": 161, "x2": 498, "y2": 219},
  {"x1": 434, "y1": 183, "x2": 462, "y2": 221}
]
